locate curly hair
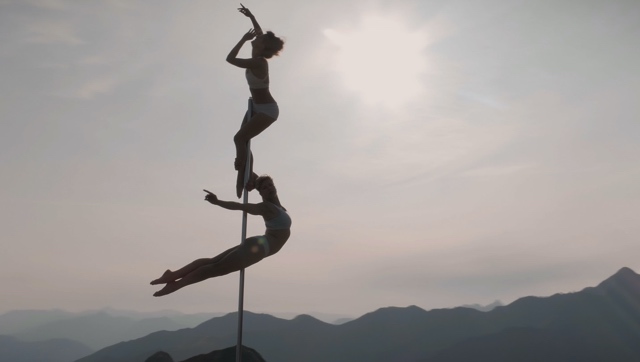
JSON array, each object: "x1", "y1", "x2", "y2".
[
  {"x1": 261, "y1": 31, "x2": 284, "y2": 59},
  {"x1": 254, "y1": 174, "x2": 273, "y2": 190}
]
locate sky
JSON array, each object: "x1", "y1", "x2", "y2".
[{"x1": 1, "y1": 0, "x2": 639, "y2": 319}]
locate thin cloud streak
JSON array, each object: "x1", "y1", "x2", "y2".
[{"x1": 24, "y1": 21, "x2": 84, "y2": 45}]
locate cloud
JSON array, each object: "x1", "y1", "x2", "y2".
[
  {"x1": 328, "y1": 112, "x2": 518, "y2": 187},
  {"x1": 77, "y1": 55, "x2": 113, "y2": 66},
  {"x1": 24, "y1": 21, "x2": 84, "y2": 45},
  {"x1": 323, "y1": 13, "x2": 431, "y2": 108},
  {"x1": 457, "y1": 89, "x2": 509, "y2": 110},
  {"x1": 460, "y1": 164, "x2": 534, "y2": 178},
  {"x1": 25, "y1": 0, "x2": 67, "y2": 9},
  {"x1": 68, "y1": 76, "x2": 118, "y2": 99}
]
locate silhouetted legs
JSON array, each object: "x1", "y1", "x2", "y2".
[
  {"x1": 234, "y1": 112, "x2": 275, "y2": 172},
  {"x1": 234, "y1": 112, "x2": 271, "y2": 197},
  {"x1": 235, "y1": 150, "x2": 254, "y2": 198},
  {"x1": 150, "y1": 246, "x2": 237, "y2": 285},
  {"x1": 151, "y1": 237, "x2": 266, "y2": 297}
]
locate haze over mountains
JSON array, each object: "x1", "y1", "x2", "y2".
[
  {"x1": 0, "y1": 307, "x2": 359, "y2": 361},
  {"x1": 0, "y1": 308, "x2": 359, "y2": 351},
  {"x1": 0, "y1": 335, "x2": 92, "y2": 362},
  {"x1": 2, "y1": 267, "x2": 638, "y2": 362},
  {"x1": 0, "y1": 309, "x2": 223, "y2": 350}
]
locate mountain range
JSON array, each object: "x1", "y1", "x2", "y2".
[
  {"x1": 73, "y1": 267, "x2": 640, "y2": 362},
  {"x1": 0, "y1": 335, "x2": 92, "y2": 362},
  {"x1": 0, "y1": 309, "x2": 223, "y2": 351}
]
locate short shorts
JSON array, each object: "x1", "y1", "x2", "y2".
[{"x1": 251, "y1": 101, "x2": 279, "y2": 120}]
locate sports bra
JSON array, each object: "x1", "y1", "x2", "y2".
[
  {"x1": 265, "y1": 203, "x2": 291, "y2": 230},
  {"x1": 246, "y1": 68, "x2": 269, "y2": 89}
]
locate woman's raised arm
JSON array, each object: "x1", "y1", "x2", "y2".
[
  {"x1": 226, "y1": 29, "x2": 263, "y2": 68},
  {"x1": 238, "y1": 4, "x2": 263, "y2": 35}
]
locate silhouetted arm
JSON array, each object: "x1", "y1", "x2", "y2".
[
  {"x1": 238, "y1": 4, "x2": 263, "y2": 36},
  {"x1": 203, "y1": 189, "x2": 265, "y2": 216},
  {"x1": 226, "y1": 29, "x2": 263, "y2": 68}
]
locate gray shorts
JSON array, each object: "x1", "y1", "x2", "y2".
[{"x1": 251, "y1": 101, "x2": 279, "y2": 120}]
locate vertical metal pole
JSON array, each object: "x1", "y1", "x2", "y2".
[{"x1": 236, "y1": 98, "x2": 253, "y2": 362}]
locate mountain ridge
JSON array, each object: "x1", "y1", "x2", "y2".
[
  {"x1": 77, "y1": 266, "x2": 640, "y2": 362},
  {"x1": 0, "y1": 335, "x2": 93, "y2": 362}
]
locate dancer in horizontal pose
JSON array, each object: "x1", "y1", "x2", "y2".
[
  {"x1": 151, "y1": 174, "x2": 291, "y2": 296},
  {"x1": 227, "y1": 4, "x2": 284, "y2": 197}
]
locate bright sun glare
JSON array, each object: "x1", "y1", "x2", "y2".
[{"x1": 324, "y1": 15, "x2": 428, "y2": 108}]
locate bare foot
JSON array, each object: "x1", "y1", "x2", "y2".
[
  {"x1": 153, "y1": 281, "x2": 180, "y2": 297},
  {"x1": 236, "y1": 168, "x2": 245, "y2": 198},
  {"x1": 150, "y1": 269, "x2": 174, "y2": 285}
]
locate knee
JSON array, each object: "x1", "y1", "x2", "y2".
[{"x1": 234, "y1": 132, "x2": 246, "y2": 145}]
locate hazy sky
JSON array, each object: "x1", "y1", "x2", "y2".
[{"x1": 1, "y1": 0, "x2": 639, "y2": 318}]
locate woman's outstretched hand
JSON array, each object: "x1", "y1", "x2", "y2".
[
  {"x1": 241, "y1": 28, "x2": 256, "y2": 42},
  {"x1": 203, "y1": 189, "x2": 218, "y2": 204},
  {"x1": 238, "y1": 3, "x2": 253, "y2": 17}
]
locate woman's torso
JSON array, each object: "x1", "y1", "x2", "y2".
[
  {"x1": 249, "y1": 87, "x2": 275, "y2": 104},
  {"x1": 246, "y1": 60, "x2": 276, "y2": 104},
  {"x1": 263, "y1": 202, "x2": 291, "y2": 248},
  {"x1": 264, "y1": 202, "x2": 291, "y2": 229}
]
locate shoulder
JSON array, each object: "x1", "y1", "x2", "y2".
[
  {"x1": 254, "y1": 56, "x2": 268, "y2": 65},
  {"x1": 248, "y1": 56, "x2": 264, "y2": 64},
  {"x1": 247, "y1": 57, "x2": 268, "y2": 71}
]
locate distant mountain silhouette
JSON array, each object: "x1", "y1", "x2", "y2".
[
  {"x1": 0, "y1": 309, "x2": 75, "y2": 335},
  {"x1": 459, "y1": 300, "x2": 503, "y2": 311},
  {"x1": 589, "y1": 266, "x2": 640, "y2": 300},
  {"x1": 0, "y1": 308, "x2": 222, "y2": 352},
  {"x1": 76, "y1": 267, "x2": 640, "y2": 362},
  {"x1": 143, "y1": 345, "x2": 267, "y2": 362},
  {"x1": 422, "y1": 267, "x2": 640, "y2": 362},
  {"x1": 14, "y1": 311, "x2": 188, "y2": 350},
  {"x1": 332, "y1": 317, "x2": 354, "y2": 325},
  {"x1": 91, "y1": 308, "x2": 223, "y2": 327},
  {"x1": 181, "y1": 345, "x2": 266, "y2": 362},
  {"x1": 255, "y1": 311, "x2": 355, "y2": 324},
  {"x1": 146, "y1": 351, "x2": 174, "y2": 362},
  {"x1": 0, "y1": 335, "x2": 92, "y2": 362}
]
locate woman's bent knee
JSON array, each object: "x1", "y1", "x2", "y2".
[{"x1": 234, "y1": 132, "x2": 246, "y2": 144}]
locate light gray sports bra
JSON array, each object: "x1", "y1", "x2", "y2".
[
  {"x1": 246, "y1": 69, "x2": 269, "y2": 89},
  {"x1": 265, "y1": 203, "x2": 291, "y2": 230}
]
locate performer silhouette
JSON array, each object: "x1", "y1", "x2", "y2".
[
  {"x1": 227, "y1": 4, "x2": 284, "y2": 197},
  {"x1": 151, "y1": 174, "x2": 291, "y2": 296}
]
